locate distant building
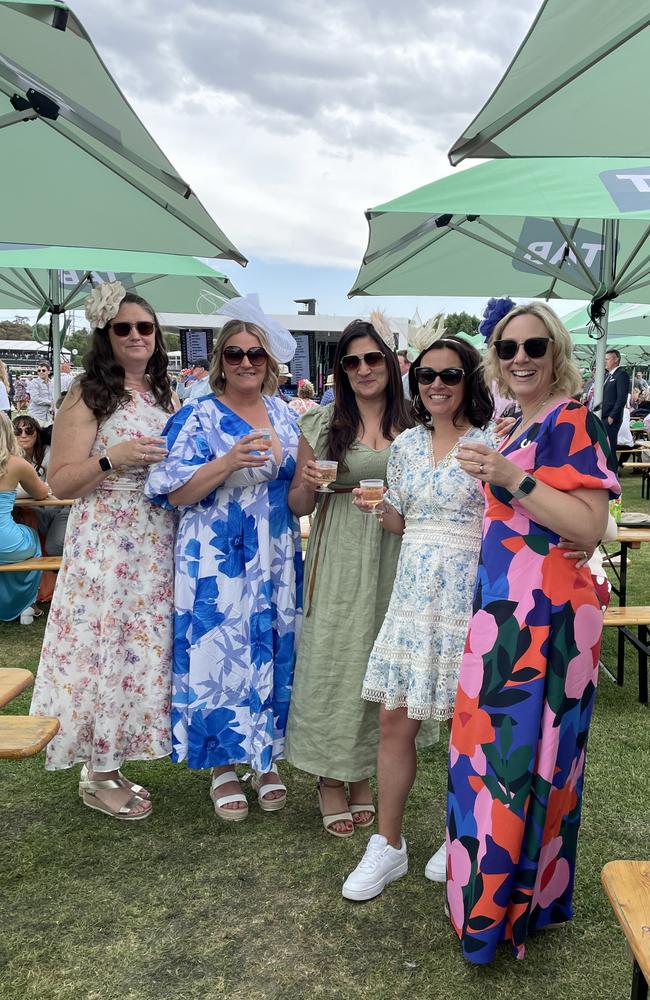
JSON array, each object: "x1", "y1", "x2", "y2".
[
  {"x1": 160, "y1": 306, "x2": 408, "y2": 396},
  {"x1": 0, "y1": 340, "x2": 71, "y2": 372}
]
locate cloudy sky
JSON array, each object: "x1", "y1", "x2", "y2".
[{"x1": 35, "y1": 1, "x2": 553, "y2": 319}]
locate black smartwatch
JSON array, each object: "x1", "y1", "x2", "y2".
[
  {"x1": 512, "y1": 474, "x2": 537, "y2": 500},
  {"x1": 98, "y1": 451, "x2": 112, "y2": 473}
]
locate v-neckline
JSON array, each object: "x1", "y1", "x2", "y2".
[{"x1": 215, "y1": 395, "x2": 284, "y2": 466}]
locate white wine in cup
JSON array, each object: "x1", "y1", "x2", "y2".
[
  {"x1": 314, "y1": 460, "x2": 338, "y2": 493},
  {"x1": 359, "y1": 478, "x2": 385, "y2": 515},
  {"x1": 251, "y1": 428, "x2": 272, "y2": 457}
]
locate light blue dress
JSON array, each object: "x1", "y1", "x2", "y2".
[
  {"x1": 145, "y1": 394, "x2": 303, "y2": 772},
  {"x1": 0, "y1": 490, "x2": 41, "y2": 620},
  {"x1": 361, "y1": 424, "x2": 496, "y2": 721}
]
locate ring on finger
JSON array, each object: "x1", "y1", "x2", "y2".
[{"x1": 479, "y1": 463, "x2": 485, "y2": 474}]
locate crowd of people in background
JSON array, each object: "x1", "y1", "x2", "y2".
[{"x1": 0, "y1": 284, "x2": 641, "y2": 965}]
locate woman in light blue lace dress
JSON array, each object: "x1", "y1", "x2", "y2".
[
  {"x1": 343, "y1": 336, "x2": 496, "y2": 902},
  {"x1": 145, "y1": 309, "x2": 302, "y2": 822}
]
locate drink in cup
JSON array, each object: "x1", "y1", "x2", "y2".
[
  {"x1": 359, "y1": 479, "x2": 385, "y2": 514},
  {"x1": 251, "y1": 428, "x2": 272, "y2": 456},
  {"x1": 314, "y1": 460, "x2": 338, "y2": 493}
]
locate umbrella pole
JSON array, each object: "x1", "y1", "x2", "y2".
[
  {"x1": 592, "y1": 219, "x2": 616, "y2": 413},
  {"x1": 49, "y1": 270, "x2": 62, "y2": 400}
]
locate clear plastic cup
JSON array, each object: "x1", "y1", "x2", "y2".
[{"x1": 314, "y1": 460, "x2": 338, "y2": 493}]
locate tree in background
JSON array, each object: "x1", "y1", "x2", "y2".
[{"x1": 444, "y1": 311, "x2": 481, "y2": 337}]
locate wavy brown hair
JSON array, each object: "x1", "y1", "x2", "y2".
[
  {"x1": 12, "y1": 415, "x2": 47, "y2": 475},
  {"x1": 409, "y1": 337, "x2": 494, "y2": 428},
  {"x1": 79, "y1": 292, "x2": 173, "y2": 420},
  {"x1": 326, "y1": 320, "x2": 411, "y2": 467}
]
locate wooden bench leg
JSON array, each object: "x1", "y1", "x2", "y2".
[
  {"x1": 618, "y1": 628, "x2": 626, "y2": 686},
  {"x1": 632, "y1": 959, "x2": 648, "y2": 1000},
  {"x1": 639, "y1": 625, "x2": 649, "y2": 706}
]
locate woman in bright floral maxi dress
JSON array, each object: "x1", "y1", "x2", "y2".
[{"x1": 449, "y1": 302, "x2": 619, "y2": 963}]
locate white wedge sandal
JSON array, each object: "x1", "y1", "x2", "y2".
[
  {"x1": 210, "y1": 770, "x2": 249, "y2": 822},
  {"x1": 251, "y1": 770, "x2": 287, "y2": 812}
]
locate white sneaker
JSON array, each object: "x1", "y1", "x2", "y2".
[
  {"x1": 342, "y1": 834, "x2": 408, "y2": 901},
  {"x1": 424, "y1": 842, "x2": 447, "y2": 882}
]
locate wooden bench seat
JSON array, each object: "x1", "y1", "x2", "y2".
[
  {"x1": 0, "y1": 668, "x2": 33, "y2": 708},
  {"x1": 0, "y1": 715, "x2": 60, "y2": 759},
  {"x1": 601, "y1": 860, "x2": 650, "y2": 1000},
  {"x1": 0, "y1": 556, "x2": 62, "y2": 573},
  {"x1": 603, "y1": 606, "x2": 650, "y2": 704}
]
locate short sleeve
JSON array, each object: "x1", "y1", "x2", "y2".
[
  {"x1": 299, "y1": 403, "x2": 332, "y2": 458},
  {"x1": 384, "y1": 432, "x2": 409, "y2": 515},
  {"x1": 535, "y1": 401, "x2": 620, "y2": 498},
  {"x1": 144, "y1": 404, "x2": 215, "y2": 510}
]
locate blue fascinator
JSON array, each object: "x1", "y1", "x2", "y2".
[{"x1": 478, "y1": 297, "x2": 516, "y2": 343}]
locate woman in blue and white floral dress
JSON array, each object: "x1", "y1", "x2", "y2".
[
  {"x1": 145, "y1": 306, "x2": 302, "y2": 822},
  {"x1": 343, "y1": 336, "x2": 496, "y2": 901}
]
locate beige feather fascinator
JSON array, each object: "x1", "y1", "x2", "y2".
[
  {"x1": 369, "y1": 309, "x2": 397, "y2": 350},
  {"x1": 407, "y1": 311, "x2": 447, "y2": 360}
]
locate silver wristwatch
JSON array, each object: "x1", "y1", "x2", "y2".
[{"x1": 511, "y1": 474, "x2": 537, "y2": 500}]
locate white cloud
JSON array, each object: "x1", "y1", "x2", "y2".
[{"x1": 70, "y1": 0, "x2": 541, "y2": 269}]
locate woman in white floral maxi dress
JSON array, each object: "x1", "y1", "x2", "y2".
[{"x1": 31, "y1": 288, "x2": 176, "y2": 821}]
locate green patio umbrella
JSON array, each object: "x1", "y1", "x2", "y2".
[
  {"x1": 349, "y1": 156, "x2": 650, "y2": 407},
  {"x1": 0, "y1": 1, "x2": 247, "y2": 392},
  {"x1": 448, "y1": 0, "x2": 650, "y2": 164},
  {"x1": 0, "y1": 245, "x2": 238, "y2": 390},
  {"x1": 563, "y1": 301, "x2": 650, "y2": 337}
]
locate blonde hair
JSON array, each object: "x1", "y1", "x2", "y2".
[
  {"x1": 298, "y1": 380, "x2": 315, "y2": 399},
  {"x1": 483, "y1": 302, "x2": 583, "y2": 400},
  {"x1": 209, "y1": 321, "x2": 279, "y2": 396},
  {"x1": 0, "y1": 361, "x2": 9, "y2": 392},
  {"x1": 0, "y1": 412, "x2": 20, "y2": 477}
]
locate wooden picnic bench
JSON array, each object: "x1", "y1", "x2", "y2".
[
  {"x1": 0, "y1": 556, "x2": 62, "y2": 573},
  {"x1": 0, "y1": 667, "x2": 59, "y2": 760},
  {"x1": 602, "y1": 861, "x2": 650, "y2": 1000},
  {"x1": 603, "y1": 607, "x2": 650, "y2": 705},
  {"x1": 620, "y1": 462, "x2": 650, "y2": 500}
]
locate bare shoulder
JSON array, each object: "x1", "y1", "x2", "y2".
[{"x1": 57, "y1": 383, "x2": 97, "y2": 425}]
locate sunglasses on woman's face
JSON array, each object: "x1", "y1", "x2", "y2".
[
  {"x1": 109, "y1": 321, "x2": 156, "y2": 338},
  {"x1": 340, "y1": 351, "x2": 386, "y2": 373},
  {"x1": 223, "y1": 346, "x2": 269, "y2": 366},
  {"x1": 494, "y1": 337, "x2": 550, "y2": 360},
  {"x1": 15, "y1": 426, "x2": 36, "y2": 436},
  {"x1": 414, "y1": 366, "x2": 464, "y2": 387}
]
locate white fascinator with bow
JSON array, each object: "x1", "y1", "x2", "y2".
[
  {"x1": 214, "y1": 293, "x2": 297, "y2": 364},
  {"x1": 406, "y1": 310, "x2": 447, "y2": 359}
]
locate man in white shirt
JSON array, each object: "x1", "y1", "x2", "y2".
[
  {"x1": 185, "y1": 359, "x2": 211, "y2": 403},
  {"x1": 27, "y1": 364, "x2": 54, "y2": 425},
  {"x1": 59, "y1": 359, "x2": 74, "y2": 392}
]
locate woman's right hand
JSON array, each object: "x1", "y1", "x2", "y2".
[
  {"x1": 351, "y1": 486, "x2": 386, "y2": 514},
  {"x1": 107, "y1": 436, "x2": 168, "y2": 468},
  {"x1": 224, "y1": 433, "x2": 271, "y2": 474},
  {"x1": 301, "y1": 459, "x2": 325, "y2": 491}
]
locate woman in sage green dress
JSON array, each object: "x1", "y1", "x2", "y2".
[{"x1": 286, "y1": 319, "x2": 437, "y2": 838}]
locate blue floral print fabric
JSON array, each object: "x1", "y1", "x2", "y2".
[{"x1": 145, "y1": 393, "x2": 303, "y2": 771}]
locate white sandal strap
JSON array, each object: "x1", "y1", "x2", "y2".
[
  {"x1": 349, "y1": 803, "x2": 375, "y2": 814},
  {"x1": 258, "y1": 782, "x2": 287, "y2": 798},
  {"x1": 211, "y1": 770, "x2": 240, "y2": 791},
  {"x1": 214, "y1": 792, "x2": 247, "y2": 808},
  {"x1": 322, "y1": 810, "x2": 352, "y2": 825}
]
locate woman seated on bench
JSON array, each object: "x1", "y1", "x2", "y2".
[{"x1": 0, "y1": 412, "x2": 49, "y2": 623}]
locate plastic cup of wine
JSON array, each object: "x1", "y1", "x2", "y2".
[
  {"x1": 251, "y1": 428, "x2": 272, "y2": 458},
  {"x1": 359, "y1": 478, "x2": 385, "y2": 515},
  {"x1": 314, "y1": 460, "x2": 338, "y2": 493}
]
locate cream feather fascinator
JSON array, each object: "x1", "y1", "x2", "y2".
[{"x1": 406, "y1": 311, "x2": 447, "y2": 360}]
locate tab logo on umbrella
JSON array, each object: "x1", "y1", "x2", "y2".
[
  {"x1": 512, "y1": 218, "x2": 612, "y2": 277},
  {"x1": 58, "y1": 269, "x2": 135, "y2": 289},
  {"x1": 600, "y1": 165, "x2": 650, "y2": 212}
]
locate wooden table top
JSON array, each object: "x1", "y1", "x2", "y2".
[
  {"x1": 601, "y1": 860, "x2": 650, "y2": 986},
  {"x1": 0, "y1": 668, "x2": 33, "y2": 708},
  {"x1": 617, "y1": 527, "x2": 650, "y2": 543},
  {"x1": 0, "y1": 715, "x2": 60, "y2": 759},
  {"x1": 14, "y1": 498, "x2": 74, "y2": 507}
]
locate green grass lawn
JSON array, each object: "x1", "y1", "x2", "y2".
[{"x1": 1, "y1": 473, "x2": 649, "y2": 1000}]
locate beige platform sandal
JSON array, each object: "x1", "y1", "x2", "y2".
[
  {"x1": 251, "y1": 770, "x2": 287, "y2": 812},
  {"x1": 348, "y1": 801, "x2": 376, "y2": 829},
  {"x1": 210, "y1": 770, "x2": 249, "y2": 822},
  {"x1": 317, "y1": 778, "x2": 354, "y2": 838},
  {"x1": 79, "y1": 775, "x2": 152, "y2": 821}
]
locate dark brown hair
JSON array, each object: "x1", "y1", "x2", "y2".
[
  {"x1": 79, "y1": 292, "x2": 173, "y2": 420},
  {"x1": 408, "y1": 336, "x2": 494, "y2": 428},
  {"x1": 327, "y1": 320, "x2": 411, "y2": 466},
  {"x1": 12, "y1": 414, "x2": 47, "y2": 475}
]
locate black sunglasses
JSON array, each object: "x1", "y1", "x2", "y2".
[
  {"x1": 223, "y1": 346, "x2": 269, "y2": 366},
  {"x1": 494, "y1": 337, "x2": 550, "y2": 360},
  {"x1": 109, "y1": 320, "x2": 156, "y2": 338},
  {"x1": 414, "y1": 366, "x2": 464, "y2": 387},
  {"x1": 340, "y1": 351, "x2": 386, "y2": 373}
]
